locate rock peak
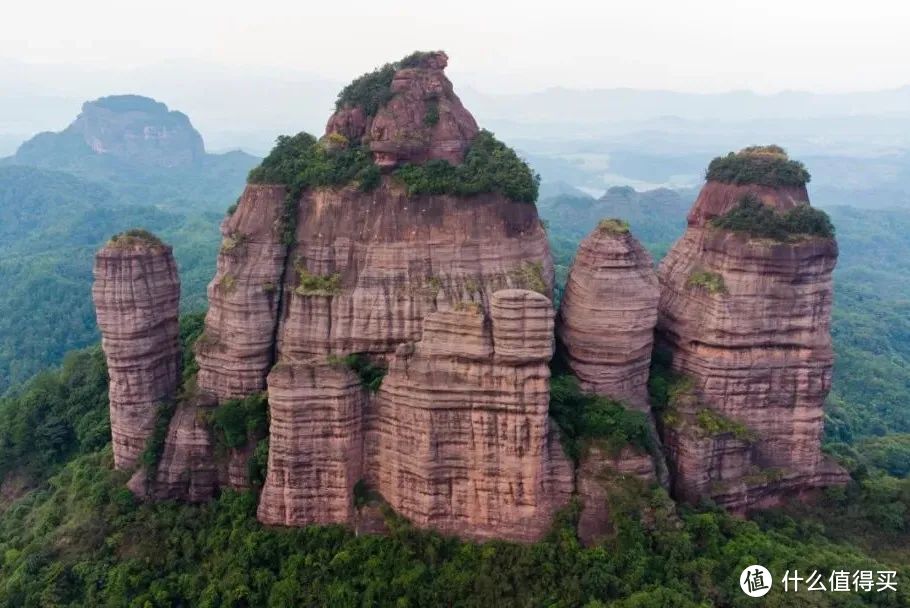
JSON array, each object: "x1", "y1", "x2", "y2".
[{"x1": 326, "y1": 51, "x2": 479, "y2": 168}]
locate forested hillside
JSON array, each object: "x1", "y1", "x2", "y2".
[{"x1": 0, "y1": 166, "x2": 223, "y2": 392}]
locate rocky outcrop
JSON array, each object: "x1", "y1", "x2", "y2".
[
  {"x1": 195, "y1": 184, "x2": 288, "y2": 400},
  {"x1": 326, "y1": 51, "x2": 479, "y2": 168},
  {"x1": 92, "y1": 233, "x2": 180, "y2": 470},
  {"x1": 656, "y1": 170, "x2": 849, "y2": 511},
  {"x1": 257, "y1": 362, "x2": 365, "y2": 526},
  {"x1": 556, "y1": 223, "x2": 659, "y2": 408},
  {"x1": 577, "y1": 443, "x2": 656, "y2": 545},
  {"x1": 275, "y1": 184, "x2": 553, "y2": 361},
  {"x1": 365, "y1": 295, "x2": 574, "y2": 542}
]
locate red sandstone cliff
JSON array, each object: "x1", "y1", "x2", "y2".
[
  {"x1": 92, "y1": 232, "x2": 180, "y2": 470},
  {"x1": 656, "y1": 155, "x2": 848, "y2": 511}
]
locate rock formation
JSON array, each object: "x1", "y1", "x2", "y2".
[
  {"x1": 576, "y1": 444, "x2": 656, "y2": 545},
  {"x1": 655, "y1": 148, "x2": 848, "y2": 511},
  {"x1": 556, "y1": 221, "x2": 659, "y2": 408},
  {"x1": 258, "y1": 362, "x2": 365, "y2": 526},
  {"x1": 92, "y1": 231, "x2": 180, "y2": 470},
  {"x1": 326, "y1": 51, "x2": 479, "y2": 168},
  {"x1": 365, "y1": 294, "x2": 573, "y2": 541},
  {"x1": 195, "y1": 184, "x2": 287, "y2": 399},
  {"x1": 16, "y1": 95, "x2": 205, "y2": 168}
]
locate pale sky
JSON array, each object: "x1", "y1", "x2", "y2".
[{"x1": 3, "y1": 0, "x2": 910, "y2": 94}]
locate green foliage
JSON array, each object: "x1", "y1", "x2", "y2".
[
  {"x1": 295, "y1": 263, "x2": 342, "y2": 296},
  {"x1": 334, "y1": 63, "x2": 397, "y2": 116},
  {"x1": 712, "y1": 193, "x2": 834, "y2": 240},
  {"x1": 209, "y1": 392, "x2": 268, "y2": 449},
  {"x1": 705, "y1": 146, "x2": 811, "y2": 186},
  {"x1": 0, "y1": 166, "x2": 223, "y2": 392},
  {"x1": 394, "y1": 130, "x2": 540, "y2": 203},
  {"x1": 137, "y1": 401, "x2": 176, "y2": 474},
  {"x1": 179, "y1": 312, "x2": 206, "y2": 385},
  {"x1": 0, "y1": 338, "x2": 909, "y2": 606},
  {"x1": 247, "y1": 438, "x2": 269, "y2": 487},
  {"x1": 423, "y1": 100, "x2": 440, "y2": 126},
  {"x1": 695, "y1": 409, "x2": 756, "y2": 442},
  {"x1": 597, "y1": 218, "x2": 630, "y2": 234},
  {"x1": 0, "y1": 348, "x2": 109, "y2": 484},
  {"x1": 510, "y1": 261, "x2": 548, "y2": 294},
  {"x1": 399, "y1": 50, "x2": 439, "y2": 68},
  {"x1": 549, "y1": 374, "x2": 652, "y2": 462},
  {"x1": 686, "y1": 269, "x2": 726, "y2": 294},
  {"x1": 247, "y1": 132, "x2": 380, "y2": 244},
  {"x1": 107, "y1": 228, "x2": 165, "y2": 248},
  {"x1": 328, "y1": 354, "x2": 387, "y2": 393}
]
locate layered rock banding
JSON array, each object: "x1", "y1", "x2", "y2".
[
  {"x1": 655, "y1": 147, "x2": 848, "y2": 511},
  {"x1": 365, "y1": 294, "x2": 573, "y2": 541},
  {"x1": 92, "y1": 231, "x2": 181, "y2": 471},
  {"x1": 556, "y1": 220, "x2": 659, "y2": 409},
  {"x1": 92, "y1": 57, "x2": 849, "y2": 543}
]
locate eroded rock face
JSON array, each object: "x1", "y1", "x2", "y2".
[
  {"x1": 275, "y1": 182, "x2": 553, "y2": 361},
  {"x1": 556, "y1": 226, "x2": 659, "y2": 409},
  {"x1": 92, "y1": 237, "x2": 180, "y2": 470},
  {"x1": 257, "y1": 362, "x2": 365, "y2": 526},
  {"x1": 195, "y1": 184, "x2": 288, "y2": 400},
  {"x1": 577, "y1": 443, "x2": 656, "y2": 546},
  {"x1": 656, "y1": 180, "x2": 848, "y2": 511},
  {"x1": 326, "y1": 51, "x2": 479, "y2": 168},
  {"x1": 365, "y1": 297, "x2": 574, "y2": 542}
]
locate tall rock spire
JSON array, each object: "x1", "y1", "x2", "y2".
[
  {"x1": 92, "y1": 230, "x2": 180, "y2": 470},
  {"x1": 655, "y1": 146, "x2": 848, "y2": 511}
]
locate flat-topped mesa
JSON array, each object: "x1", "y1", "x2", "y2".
[
  {"x1": 326, "y1": 50, "x2": 479, "y2": 168},
  {"x1": 92, "y1": 230, "x2": 180, "y2": 470},
  {"x1": 656, "y1": 146, "x2": 848, "y2": 512},
  {"x1": 556, "y1": 219, "x2": 659, "y2": 409}
]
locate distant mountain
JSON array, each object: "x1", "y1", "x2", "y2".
[{"x1": 3, "y1": 94, "x2": 259, "y2": 212}]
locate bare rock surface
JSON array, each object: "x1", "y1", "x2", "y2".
[
  {"x1": 92, "y1": 236, "x2": 180, "y2": 470},
  {"x1": 556, "y1": 226, "x2": 659, "y2": 408},
  {"x1": 365, "y1": 298, "x2": 573, "y2": 542},
  {"x1": 257, "y1": 362, "x2": 365, "y2": 526},
  {"x1": 196, "y1": 184, "x2": 288, "y2": 399}
]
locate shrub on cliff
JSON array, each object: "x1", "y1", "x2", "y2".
[
  {"x1": 549, "y1": 374, "x2": 652, "y2": 461},
  {"x1": 712, "y1": 194, "x2": 834, "y2": 240},
  {"x1": 705, "y1": 146, "x2": 811, "y2": 187},
  {"x1": 394, "y1": 130, "x2": 540, "y2": 203}
]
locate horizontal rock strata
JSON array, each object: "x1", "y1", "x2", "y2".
[
  {"x1": 365, "y1": 296, "x2": 574, "y2": 542},
  {"x1": 556, "y1": 226, "x2": 659, "y2": 409},
  {"x1": 257, "y1": 362, "x2": 365, "y2": 526},
  {"x1": 92, "y1": 237, "x2": 180, "y2": 470},
  {"x1": 196, "y1": 184, "x2": 288, "y2": 400},
  {"x1": 656, "y1": 180, "x2": 848, "y2": 511}
]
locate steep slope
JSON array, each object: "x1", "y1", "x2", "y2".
[{"x1": 655, "y1": 147, "x2": 848, "y2": 511}]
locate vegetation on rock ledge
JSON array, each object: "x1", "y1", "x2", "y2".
[
  {"x1": 394, "y1": 130, "x2": 540, "y2": 203},
  {"x1": 705, "y1": 145, "x2": 811, "y2": 187},
  {"x1": 549, "y1": 374, "x2": 652, "y2": 462},
  {"x1": 712, "y1": 193, "x2": 835, "y2": 240},
  {"x1": 107, "y1": 228, "x2": 165, "y2": 249}
]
